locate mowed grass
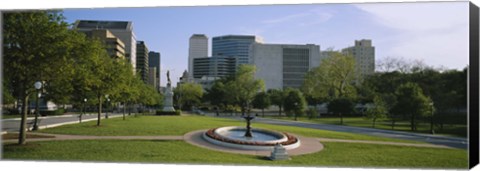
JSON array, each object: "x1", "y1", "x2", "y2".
[
  {"x1": 267, "y1": 116, "x2": 467, "y2": 138},
  {"x1": 39, "y1": 115, "x2": 423, "y2": 143},
  {"x1": 2, "y1": 140, "x2": 467, "y2": 169}
]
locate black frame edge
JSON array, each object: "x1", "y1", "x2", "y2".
[{"x1": 469, "y1": 1, "x2": 480, "y2": 169}]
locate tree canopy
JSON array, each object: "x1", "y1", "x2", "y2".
[{"x1": 302, "y1": 51, "x2": 357, "y2": 100}]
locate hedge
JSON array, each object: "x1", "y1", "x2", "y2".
[{"x1": 156, "y1": 110, "x2": 181, "y2": 116}]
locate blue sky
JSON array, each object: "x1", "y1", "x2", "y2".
[{"x1": 62, "y1": 2, "x2": 469, "y2": 86}]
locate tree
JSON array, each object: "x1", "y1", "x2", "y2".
[
  {"x1": 252, "y1": 92, "x2": 271, "y2": 117},
  {"x1": 302, "y1": 51, "x2": 357, "y2": 100},
  {"x1": 3, "y1": 11, "x2": 78, "y2": 145},
  {"x1": 227, "y1": 65, "x2": 265, "y2": 116},
  {"x1": 365, "y1": 95, "x2": 388, "y2": 128},
  {"x1": 204, "y1": 78, "x2": 231, "y2": 115},
  {"x1": 328, "y1": 98, "x2": 354, "y2": 125},
  {"x1": 174, "y1": 82, "x2": 203, "y2": 110},
  {"x1": 267, "y1": 89, "x2": 287, "y2": 116},
  {"x1": 392, "y1": 82, "x2": 432, "y2": 131},
  {"x1": 283, "y1": 88, "x2": 307, "y2": 121}
]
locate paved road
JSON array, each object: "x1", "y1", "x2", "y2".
[
  {"x1": 226, "y1": 116, "x2": 468, "y2": 149},
  {"x1": 2, "y1": 112, "x2": 468, "y2": 149},
  {"x1": 1, "y1": 112, "x2": 124, "y2": 133},
  {"x1": 202, "y1": 112, "x2": 468, "y2": 149}
]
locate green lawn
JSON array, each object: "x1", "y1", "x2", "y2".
[
  {"x1": 2, "y1": 140, "x2": 467, "y2": 169},
  {"x1": 39, "y1": 115, "x2": 423, "y2": 143},
  {"x1": 266, "y1": 116, "x2": 467, "y2": 137},
  {"x1": 1, "y1": 114, "x2": 35, "y2": 119}
]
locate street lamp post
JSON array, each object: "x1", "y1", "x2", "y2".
[
  {"x1": 32, "y1": 81, "x2": 42, "y2": 131},
  {"x1": 80, "y1": 98, "x2": 87, "y2": 123},
  {"x1": 430, "y1": 102, "x2": 435, "y2": 134},
  {"x1": 105, "y1": 95, "x2": 110, "y2": 119}
]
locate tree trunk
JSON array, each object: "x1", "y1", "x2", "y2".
[
  {"x1": 372, "y1": 118, "x2": 376, "y2": 128},
  {"x1": 278, "y1": 106, "x2": 282, "y2": 116},
  {"x1": 18, "y1": 94, "x2": 29, "y2": 145},
  {"x1": 410, "y1": 113, "x2": 415, "y2": 131},
  {"x1": 128, "y1": 102, "x2": 131, "y2": 116},
  {"x1": 97, "y1": 96, "x2": 102, "y2": 126},
  {"x1": 123, "y1": 102, "x2": 126, "y2": 120},
  {"x1": 262, "y1": 108, "x2": 264, "y2": 117},
  {"x1": 391, "y1": 118, "x2": 395, "y2": 130},
  {"x1": 340, "y1": 113, "x2": 343, "y2": 125}
]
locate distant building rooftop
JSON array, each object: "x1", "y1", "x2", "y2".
[{"x1": 74, "y1": 20, "x2": 133, "y2": 31}]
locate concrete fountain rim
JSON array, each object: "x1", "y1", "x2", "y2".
[{"x1": 203, "y1": 126, "x2": 301, "y2": 151}]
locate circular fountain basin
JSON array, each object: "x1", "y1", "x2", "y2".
[{"x1": 203, "y1": 126, "x2": 301, "y2": 151}]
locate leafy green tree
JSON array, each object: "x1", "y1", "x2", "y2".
[
  {"x1": 2, "y1": 79, "x2": 16, "y2": 106},
  {"x1": 365, "y1": 95, "x2": 388, "y2": 128},
  {"x1": 283, "y1": 88, "x2": 307, "y2": 121},
  {"x1": 267, "y1": 89, "x2": 287, "y2": 116},
  {"x1": 204, "y1": 78, "x2": 231, "y2": 115},
  {"x1": 328, "y1": 98, "x2": 355, "y2": 125},
  {"x1": 252, "y1": 91, "x2": 271, "y2": 117},
  {"x1": 302, "y1": 51, "x2": 357, "y2": 100},
  {"x1": 3, "y1": 11, "x2": 78, "y2": 144},
  {"x1": 392, "y1": 82, "x2": 432, "y2": 131},
  {"x1": 174, "y1": 82, "x2": 203, "y2": 110},
  {"x1": 227, "y1": 65, "x2": 265, "y2": 116}
]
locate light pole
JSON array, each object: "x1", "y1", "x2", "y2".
[
  {"x1": 430, "y1": 102, "x2": 435, "y2": 134},
  {"x1": 32, "y1": 81, "x2": 42, "y2": 131},
  {"x1": 105, "y1": 94, "x2": 110, "y2": 119},
  {"x1": 80, "y1": 98, "x2": 87, "y2": 123}
]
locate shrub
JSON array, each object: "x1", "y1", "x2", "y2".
[
  {"x1": 40, "y1": 108, "x2": 65, "y2": 116},
  {"x1": 156, "y1": 110, "x2": 181, "y2": 116}
]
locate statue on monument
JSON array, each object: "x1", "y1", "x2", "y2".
[
  {"x1": 162, "y1": 70, "x2": 175, "y2": 112},
  {"x1": 167, "y1": 70, "x2": 171, "y2": 87}
]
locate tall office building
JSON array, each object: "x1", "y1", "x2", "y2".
[
  {"x1": 188, "y1": 34, "x2": 209, "y2": 79},
  {"x1": 212, "y1": 35, "x2": 263, "y2": 66},
  {"x1": 79, "y1": 29, "x2": 126, "y2": 59},
  {"x1": 74, "y1": 20, "x2": 137, "y2": 72},
  {"x1": 148, "y1": 67, "x2": 157, "y2": 89},
  {"x1": 341, "y1": 39, "x2": 375, "y2": 81},
  {"x1": 193, "y1": 56, "x2": 236, "y2": 79},
  {"x1": 136, "y1": 41, "x2": 149, "y2": 83},
  {"x1": 148, "y1": 51, "x2": 161, "y2": 90},
  {"x1": 249, "y1": 43, "x2": 322, "y2": 90}
]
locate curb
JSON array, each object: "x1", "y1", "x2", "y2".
[
  {"x1": 2, "y1": 114, "x2": 124, "y2": 134},
  {"x1": 33, "y1": 114, "x2": 124, "y2": 131},
  {"x1": 2, "y1": 114, "x2": 78, "y2": 121}
]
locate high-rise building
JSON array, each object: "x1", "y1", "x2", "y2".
[
  {"x1": 148, "y1": 67, "x2": 157, "y2": 89},
  {"x1": 193, "y1": 56, "x2": 236, "y2": 79},
  {"x1": 341, "y1": 39, "x2": 375, "y2": 81},
  {"x1": 249, "y1": 43, "x2": 322, "y2": 90},
  {"x1": 74, "y1": 20, "x2": 137, "y2": 72},
  {"x1": 212, "y1": 35, "x2": 263, "y2": 66},
  {"x1": 79, "y1": 29, "x2": 126, "y2": 59},
  {"x1": 188, "y1": 34, "x2": 209, "y2": 79},
  {"x1": 136, "y1": 41, "x2": 149, "y2": 83},
  {"x1": 148, "y1": 51, "x2": 161, "y2": 90}
]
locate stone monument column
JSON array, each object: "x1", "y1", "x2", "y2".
[{"x1": 162, "y1": 71, "x2": 175, "y2": 112}]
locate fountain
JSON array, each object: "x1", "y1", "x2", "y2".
[{"x1": 203, "y1": 115, "x2": 301, "y2": 151}]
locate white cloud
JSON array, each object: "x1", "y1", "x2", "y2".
[
  {"x1": 262, "y1": 13, "x2": 311, "y2": 24},
  {"x1": 355, "y1": 2, "x2": 468, "y2": 31},
  {"x1": 261, "y1": 9, "x2": 333, "y2": 26},
  {"x1": 355, "y1": 2, "x2": 469, "y2": 70}
]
